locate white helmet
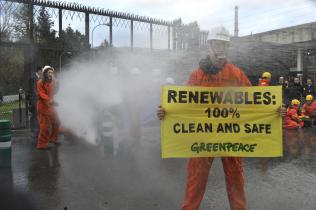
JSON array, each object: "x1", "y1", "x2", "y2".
[
  {"x1": 42, "y1": 65, "x2": 54, "y2": 73},
  {"x1": 165, "y1": 77, "x2": 175, "y2": 85},
  {"x1": 207, "y1": 26, "x2": 230, "y2": 42}
]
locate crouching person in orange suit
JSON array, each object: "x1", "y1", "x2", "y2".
[
  {"x1": 36, "y1": 65, "x2": 60, "y2": 150},
  {"x1": 283, "y1": 99, "x2": 304, "y2": 129},
  {"x1": 301, "y1": 95, "x2": 316, "y2": 126},
  {"x1": 301, "y1": 95, "x2": 316, "y2": 118}
]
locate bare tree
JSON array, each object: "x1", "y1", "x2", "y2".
[{"x1": 0, "y1": 2, "x2": 14, "y2": 41}]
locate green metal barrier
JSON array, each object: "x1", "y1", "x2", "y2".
[{"x1": 0, "y1": 120, "x2": 12, "y2": 167}]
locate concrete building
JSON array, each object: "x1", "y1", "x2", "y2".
[
  {"x1": 232, "y1": 21, "x2": 316, "y2": 84},
  {"x1": 172, "y1": 18, "x2": 209, "y2": 50}
]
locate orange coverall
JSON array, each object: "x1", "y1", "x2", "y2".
[
  {"x1": 301, "y1": 102, "x2": 316, "y2": 117},
  {"x1": 283, "y1": 106, "x2": 304, "y2": 129},
  {"x1": 258, "y1": 79, "x2": 270, "y2": 86},
  {"x1": 36, "y1": 79, "x2": 59, "y2": 149},
  {"x1": 181, "y1": 63, "x2": 251, "y2": 210}
]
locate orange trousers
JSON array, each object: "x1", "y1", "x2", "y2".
[
  {"x1": 181, "y1": 157, "x2": 246, "y2": 210},
  {"x1": 283, "y1": 119, "x2": 304, "y2": 129},
  {"x1": 36, "y1": 109, "x2": 59, "y2": 149}
]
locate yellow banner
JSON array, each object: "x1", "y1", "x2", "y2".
[{"x1": 161, "y1": 86, "x2": 283, "y2": 158}]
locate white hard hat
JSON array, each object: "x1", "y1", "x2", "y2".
[
  {"x1": 207, "y1": 26, "x2": 230, "y2": 42},
  {"x1": 130, "y1": 67, "x2": 141, "y2": 75},
  {"x1": 165, "y1": 77, "x2": 175, "y2": 85},
  {"x1": 42, "y1": 65, "x2": 54, "y2": 73}
]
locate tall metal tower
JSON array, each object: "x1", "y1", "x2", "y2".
[{"x1": 234, "y1": 6, "x2": 239, "y2": 37}]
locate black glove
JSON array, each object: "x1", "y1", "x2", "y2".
[{"x1": 199, "y1": 55, "x2": 221, "y2": 74}]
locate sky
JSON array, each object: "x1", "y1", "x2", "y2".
[{"x1": 54, "y1": 0, "x2": 316, "y2": 48}]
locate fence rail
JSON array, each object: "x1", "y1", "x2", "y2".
[{"x1": 3, "y1": 0, "x2": 172, "y2": 26}]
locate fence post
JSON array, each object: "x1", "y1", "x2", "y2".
[
  {"x1": 131, "y1": 20, "x2": 134, "y2": 50},
  {"x1": 109, "y1": 17, "x2": 113, "y2": 46},
  {"x1": 85, "y1": 12, "x2": 90, "y2": 49},
  {"x1": 150, "y1": 23, "x2": 153, "y2": 51},
  {"x1": 18, "y1": 88, "x2": 24, "y2": 124},
  {"x1": 59, "y1": 8, "x2": 63, "y2": 37}
]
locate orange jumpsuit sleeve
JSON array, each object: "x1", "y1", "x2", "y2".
[
  {"x1": 187, "y1": 70, "x2": 200, "y2": 86},
  {"x1": 287, "y1": 108, "x2": 300, "y2": 122},
  {"x1": 233, "y1": 65, "x2": 252, "y2": 87},
  {"x1": 37, "y1": 80, "x2": 50, "y2": 103},
  {"x1": 312, "y1": 102, "x2": 316, "y2": 112}
]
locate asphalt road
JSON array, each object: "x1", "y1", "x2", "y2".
[{"x1": 1, "y1": 123, "x2": 316, "y2": 210}]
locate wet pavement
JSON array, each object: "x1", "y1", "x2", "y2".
[{"x1": 1, "y1": 123, "x2": 316, "y2": 210}]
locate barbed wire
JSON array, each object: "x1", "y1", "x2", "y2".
[
  {"x1": 2, "y1": 0, "x2": 173, "y2": 26},
  {"x1": 90, "y1": 15, "x2": 109, "y2": 25},
  {"x1": 0, "y1": 0, "x2": 208, "y2": 49},
  {"x1": 152, "y1": 24, "x2": 168, "y2": 34}
]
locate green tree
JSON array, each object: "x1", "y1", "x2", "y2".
[
  {"x1": 0, "y1": 47, "x2": 24, "y2": 94},
  {"x1": 59, "y1": 25, "x2": 85, "y2": 51},
  {"x1": 35, "y1": 6, "x2": 56, "y2": 44},
  {"x1": 33, "y1": 7, "x2": 59, "y2": 68},
  {"x1": 13, "y1": 4, "x2": 32, "y2": 41},
  {"x1": 0, "y1": 4, "x2": 14, "y2": 41}
]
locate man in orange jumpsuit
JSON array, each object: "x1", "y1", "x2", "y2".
[
  {"x1": 157, "y1": 26, "x2": 250, "y2": 210},
  {"x1": 302, "y1": 95, "x2": 316, "y2": 117},
  {"x1": 36, "y1": 65, "x2": 60, "y2": 150},
  {"x1": 283, "y1": 99, "x2": 304, "y2": 129},
  {"x1": 258, "y1": 72, "x2": 271, "y2": 86},
  {"x1": 301, "y1": 95, "x2": 316, "y2": 127}
]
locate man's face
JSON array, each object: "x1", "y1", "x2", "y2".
[
  {"x1": 47, "y1": 70, "x2": 54, "y2": 80},
  {"x1": 208, "y1": 40, "x2": 230, "y2": 69},
  {"x1": 307, "y1": 79, "x2": 312, "y2": 85},
  {"x1": 294, "y1": 78, "x2": 300, "y2": 84}
]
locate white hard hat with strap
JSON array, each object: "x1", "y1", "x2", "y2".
[{"x1": 207, "y1": 26, "x2": 230, "y2": 42}]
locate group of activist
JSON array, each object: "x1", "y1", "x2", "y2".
[
  {"x1": 156, "y1": 23, "x2": 315, "y2": 209},
  {"x1": 24, "y1": 22, "x2": 312, "y2": 209},
  {"x1": 258, "y1": 72, "x2": 315, "y2": 101},
  {"x1": 257, "y1": 71, "x2": 316, "y2": 129},
  {"x1": 284, "y1": 94, "x2": 316, "y2": 129}
]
